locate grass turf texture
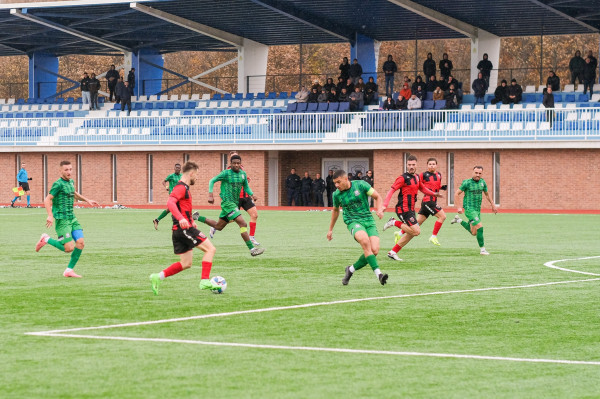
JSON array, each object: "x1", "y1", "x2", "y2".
[{"x1": 1, "y1": 208, "x2": 599, "y2": 398}]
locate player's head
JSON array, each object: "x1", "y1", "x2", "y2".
[
  {"x1": 230, "y1": 155, "x2": 242, "y2": 172},
  {"x1": 472, "y1": 166, "x2": 484, "y2": 181},
  {"x1": 21, "y1": 162, "x2": 26, "y2": 168},
  {"x1": 316, "y1": 173, "x2": 321, "y2": 179},
  {"x1": 328, "y1": 169, "x2": 333, "y2": 175},
  {"x1": 174, "y1": 163, "x2": 181, "y2": 174},
  {"x1": 291, "y1": 168, "x2": 296, "y2": 174},
  {"x1": 229, "y1": 150, "x2": 238, "y2": 157},
  {"x1": 304, "y1": 171, "x2": 309, "y2": 177},
  {"x1": 406, "y1": 155, "x2": 418, "y2": 174},
  {"x1": 427, "y1": 157, "x2": 437, "y2": 172},
  {"x1": 59, "y1": 160, "x2": 72, "y2": 180},
  {"x1": 182, "y1": 161, "x2": 199, "y2": 185},
  {"x1": 332, "y1": 169, "x2": 350, "y2": 190},
  {"x1": 366, "y1": 170, "x2": 372, "y2": 176}
]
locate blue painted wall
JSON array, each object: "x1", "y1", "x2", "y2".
[
  {"x1": 29, "y1": 52, "x2": 58, "y2": 99},
  {"x1": 350, "y1": 33, "x2": 377, "y2": 83},
  {"x1": 132, "y1": 49, "x2": 164, "y2": 96}
]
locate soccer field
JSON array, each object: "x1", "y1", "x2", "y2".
[{"x1": 1, "y1": 208, "x2": 599, "y2": 398}]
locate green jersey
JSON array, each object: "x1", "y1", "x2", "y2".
[
  {"x1": 165, "y1": 173, "x2": 181, "y2": 193},
  {"x1": 459, "y1": 178, "x2": 488, "y2": 211},
  {"x1": 49, "y1": 177, "x2": 75, "y2": 220},
  {"x1": 209, "y1": 169, "x2": 253, "y2": 204},
  {"x1": 332, "y1": 180, "x2": 375, "y2": 225}
]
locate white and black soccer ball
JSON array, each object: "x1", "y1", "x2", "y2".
[{"x1": 210, "y1": 276, "x2": 227, "y2": 294}]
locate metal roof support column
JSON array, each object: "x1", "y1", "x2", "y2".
[
  {"x1": 350, "y1": 33, "x2": 380, "y2": 84},
  {"x1": 470, "y1": 30, "x2": 501, "y2": 91},
  {"x1": 29, "y1": 52, "x2": 58, "y2": 99},
  {"x1": 131, "y1": 49, "x2": 164, "y2": 97},
  {"x1": 238, "y1": 38, "x2": 269, "y2": 94}
]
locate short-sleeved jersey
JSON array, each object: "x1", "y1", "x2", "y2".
[
  {"x1": 391, "y1": 173, "x2": 420, "y2": 213},
  {"x1": 227, "y1": 165, "x2": 250, "y2": 198},
  {"x1": 164, "y1": 173, "x2": 182, "y2": 193},
  {"x1": 459, "y1": 178, "x2": 488, "y2": 211},
  {"x1": 17, "y1": 168, "x2": 28, "y2": 183},
  {"x1": 209, "y1": 169, "x2": 253, "y2": 204},
  {"x1": 420, "y1": 171, "x2": 442, "y2": 203},
  {"x1": 170, "y1": 182, "x2": 193, "y2": 231},
  {"x1": 333, "y1": 180, "x2": 374, "y2": 225},
  {"x1": 49, "y1": 178, "x2": 75, "y2": 220}
]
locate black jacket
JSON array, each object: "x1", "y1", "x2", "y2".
[
  {"x1": 106, "y1": 69, "x2": 120, "y2": 87},
  {"x1": 569, "y1": 56, "x2": 585, "y2": 72},
  {"x1": 339, "y1": 63, "x2": 350, "y2": 80},
  {"x1": 323, "y1": 83, "x2": 336, "y2": 92},
  {"x1": 349, "y1": 63, "x2": 363, "y2": 78},
  {"x1": 383, "y1": 99, "x2": 396, "y2": 110},
  {"x1": 118, "y1": 84, "x2": 131, "y2": 100},
  {"x1": 382, "y1": 60, "x2": 397, "y2": 76},
  {"x1": 546, "y1": 75, "x2": 560, "y2": 92},
  {"x1": 472, "y1": 78, "x2": 487, "y2": 97},
  {"x1": 506, "y1": 84, "x2": 523, "y2": 101},
  {"x1": 312, "y1": 178, "x2": 326, "y2": 193},
  {"x1": 127, "y1": 71, "x2": 135, "y2": 88},
  {"x1": 411, "y1": 78, "x2": 426, "y2": 93},
  {"x1": 584, "y1": 63, "x2": 596, "y2": 81},
  {"x1": 423, "y1": 58, "x2": 436, "y2": 76},
  {"x1": 80, "y1": 77, "x2": 90, "y2": 92},
  {"x1": 362, "y1": 175, "x2": 374, "y2": 188},
  {"x1": 338, "y1": 92, "x2": 349, "y2": 102},
  {"x1": 494, "y1": 85, "x2": 507, "y2": 101},
  {"x1": 285, "y1": 174, "x2": 301, "y2": 190},
  {"x1": 426, "y1": 79, "x2": 438, "y2": 92},
  {"x1": 439, "y1": 59, "x2": 453, "y2": 78},
  {"x1": 301, "y1": 177, "x2": 313, "y2": 192},
  {"x1": 477, "y1": 59, "x2": 493, "y2": 76},
  {"x1": 326, "y1": 175, "x2": 336, "y2": 193},
  {"x1": 88, "y1": 78, "x2": 100, "y2": 94},
  {"x1": 307, "y1": 92, "x2": 319, "y2": 103},
  {"x1": 542, "y1": 92, "x2": 554, "y2": 108},
  {"x1": 395, "y1": 97, "x2": 408, "y2": 110}
]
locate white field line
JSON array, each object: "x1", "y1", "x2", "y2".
[
  {"x1": 0, "y1": 209, "x2": 158, "y2": 216},
  {"x1": 543, "y1": 256, "x2": 600, "y2": 276},
  {"x1": 25, "y1": 333, "x2": 600, "y2": 366},
  {"x1": 26, "y1": 277, "x2": 600, "y2": 335}
]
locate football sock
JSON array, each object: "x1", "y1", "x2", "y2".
[
  {"x1": 249, "y1": 222, "x2": 256, "y2": 237},
  {"x1": 348, "y1": 265, "x2": 356, "y2": 273},
  {"x1": 394, "y1": 220, "x2": 403, "y2": 228},
  {"x1": 374, "y1": 268, "x2": 382, "y2": 277},
  {"x1": 432, "y1": 221, "x2": 443, "y2": 236},
  {"x1": 26, "y1": 195, "x2": 30, "y2": 206},
  {"x1": 366, "y1": 254, "x2": 380, "y2": 271},
  {"x1": 245, "y1": 240, "x2": 254, "y2": 249},
  {"x1": 201, "y1": 261, "x2": 212, "y2": 279},
  {"x1": 391, "y1": 244, "x2": 402, "y2": 253},
  {"x1": 477, "y1": 227, "x2": 484, "y2": 247},
  {"x1": 67, "y1": 248, "x2": 82, "y2": 269},
  {"x1": 158, "y1": 271, "x2": 165, "y2": 280},
  {"x1": 163, "y1": 262, "x2": 183, "y2": 278},
  {"x1": 198, "y1": 216, "x2": 206, "y2": 223},
  {"x1": 460, "y1": 220, "x2": 471, "y2": 232},
  {"x1": 400, "y1": 230, "x2": 404, "y2": 235},
  {"x1": 47, "y1": 237, "x2": 65, "y2": 252},
  {"x1": 353, "y1": 254, "x2": 368, "y2": 271},
  {"x1": 11, "y1": 196, "x2": 18, "y2": 203},
  {"x1": 156, "y1": 209, "x2": 169, "y2": 221}
]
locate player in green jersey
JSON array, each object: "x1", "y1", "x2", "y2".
[
  {"x1": 153, "y1": 163, "x2": 181, "y2": 230},
  {"x1": 327, "y1": 169, "x2": 388, "y2": 286},
  {"x1": 35, "y1": 160, "x2": 99, "y2": 277},
  {"x1": 195, "y1": 155, "x2": 265, "y2": 257},
  {"x1": 451, "y1": 165, "x2": 498, "y2": 255}
]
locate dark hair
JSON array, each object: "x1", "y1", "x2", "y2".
[
  {"x1": 175, "y1": 163, "x2": 181, "y2": 167},
  {"x1": 407, "y1": 155, "x2": 418, "y2": 162},
  {"x1": 60, "y1": 160, "x2": 71, "y2": 166},
  {"x1": 333, "y1": 169, "x2": 346, "y2": 179},
  {"x1": 473, "y1": 165, "x2": 484, "y2": 170},
  {"x1": 427, "y1": 157, "x2": 437, "y2": 164},
  {"x1": 182, "y1": 161, "x2": 199, "y2": 173},
  {"x1": 230, "y1": 155, "x2": 242, "y2": 163}
]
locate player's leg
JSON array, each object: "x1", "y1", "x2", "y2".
[
  {"x1": 25, "y1": 189, "x2": 31, "y2": 207},
  {"x1": 233, "y1": 214, "x2": 264, "y2": 256},
  {"x1": 356, "y1": 230, "x2": 387, "y2": 285},
  {"x1": 388, "y1": 213, "x2": 419, "y2": 260},
  {"x1": 153, "y1": 209, "x2": 170, "y2": 229},
  {"x1": 246, "y1": 204, "x2": 260, "y2": 246},
  {"x1": 196, "y1": 239, "x2": 221, "y2": 291},
  {"x1": 150, "y1": 228, "x2": 195, "y2": 295},
  {"x1": 429, "y1": 207, "x2": 446, "y2": 246},
  {"x1": 470, "y1": 220, "x2": 488, "y2": 255}
]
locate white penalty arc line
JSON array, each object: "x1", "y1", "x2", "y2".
[
  {"x1": 543, "y1": 256, "x2": 600, "y2": 276},
  {"x1": 26, "y1": 277, "x2": 600, "y2": 335},
  {"x1": 25, "y1": 333, "x2": 600, "y2": 366}
]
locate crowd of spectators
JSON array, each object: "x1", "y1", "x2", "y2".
[{"x1": 79, "y1": 65, "x2": 135, "y2": 115}]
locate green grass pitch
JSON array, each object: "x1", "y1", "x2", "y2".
[{"x1": 1, "y1": 207, "x2": 599, "y2": 398}]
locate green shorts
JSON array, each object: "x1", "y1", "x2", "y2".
[
  {"x1": 347, "y1": 220, "x2": 379, "y2": 238},
  {"x1": 464, "y1": 209, "x2": 481, "y2": 226},
  {"x1": 219, "y1": 202, "x2": 242, "y2": 222},
  {"x1": 55, "y1": 217, "x2": 83, "y2": 244}
]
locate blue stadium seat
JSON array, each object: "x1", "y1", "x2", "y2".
[
  {"x1": 144, "y1": 102, "x2": 153, "y2": 109},
  {"x1": 66, "y1": 112, "x2": 74, "y2": 118},
  {"x1": 553, "y1": 94, "x2": 562, "y2": 102},
  {"x1": 113, "y1": 103, "x2": 121, "y2": 110},
  {"x1": 15, "y1": 113, "x2": 24, "y2": 118},
  {"x1": 183, "y1": 110, "x2": 193, "y2": 116},
  {"x1": 267, "y1": 92, "x2": 276, "y2": 99},
  {"x1": 55, "y1": 112, "x2": 65, "y2": 118},
  {"x1": 25, "y1": 112, "x2": 33, "y2": 118},
  {"x1": 175, "y1": 101, "x2": 186, "y2": 109},
  {"x1": 166, "y1": 102, "x2": 174, "y2": 109},
  {"x1": 75, "y1": 97, "x2": 82, "y2": 103},
  {"x1": 434, "y1": 100, "x2": 446, "y2": 109},
  {"x1": 278, "y1": 92, "x2": 288, "y2": 99},
  {"x1": 204, "y1": 110, "x2": 215, "y2": 115},
  {"x1": 193, "y1": 109, "x2": 204, "y2": 115},
  {"x1": 55, "y1": 98, "x2": 65, "y2": 104},
  {"x1": 425, "y1": 92, "x2": 434, "y2": 101},
  {"x1": 5, "y1": 113, "x2": 13, "y2": 118},
  {"x1": 34, "y1": 112, "x2": 44, "y2": 118},
  {"x1": 17, "y1": 98, "x2": 25, "y2": 104},
  {"x1": 234, "y1": 93, "x2": 244, "y2": 100},
  {"x1": 328, "y1": 102, "x2": 339, "y2": 112},
  {"x1": 256, "y1": 92, "x2": 266, "y2": 100},
  {"x1": 317, "y1": 102, "x2": 329, "y2": 112},
  {"x1": 249, "y1": 109, "x2": 259, "y2": 114},
  {"x1": 296, "y1": 103, "x2": 308, "y2": 113},
  {"x1": 524, "y1": 94, "x2": 536, "y2": 103},
  {"x1": 261, "y1": 109, "x2": 271, "y2": 114},
  {"x1": 564, "y1": 94, "x2": 576, "y2": 102},
  {"x1": 245, "y1": 93, "x2": 255, "y2": 100},
  {"x1": 66, "y1": 97, "x2": 74, "y2": 103},
  {"x1": 286, "y1": 103, "x2": 297, "y2": 113},
  {"x1": 338, "y1": 102, "x2": 350, "y2": 112},
  {"x1": 290, "y1": 91, "x2": 298, "y2": 98},
  {"x1": 216, "y1": 109, "x2": 226, "y2": 115},
  {"x1": 227, "y1": 109, "x2": 237, "y2": 115},
  {"x1": 238, "y1": 109, "x2": 248, "y2": 114},
  {"x1": 306, "y1": 102, "x2": 318, "y2": 112},
  {"x1": 212, "y1": 93, "x2": 222, "y2": 100},
  {"x1": 578, "y1": 94, "x2": 589, "y2": 102},
  {"x1": 156, "y1": 103, "x2": 165, "y2": 109},
  {"x1": 133, "y1": 103, "x2": 143, "y2": 110},
  {"x1": 223, "y1": 93, "x2": 233, "y2": 100}
]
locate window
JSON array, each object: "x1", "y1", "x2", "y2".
[
  {"x1": 493, "y1": 152, "x2": 500, "y2": 205},
  {"x1": 148, "y1": 154, "x2": 153, "y2": 203},
  {"x1": 448, "y1": 152, "x2": 455, "y2": 205},
  {"x1": 76, "y1": 154, "x2": 82, "y2": 193},
  {"x1": 403, "y1": 152, "x2": 408, "y2": 173},
  {"x1": 221, "y1": 153, "x2": 228, "y2": 170},
  {"x1": 42, "y1": 155, "x2": 48, "y2": 197},
  {"x1": 111, "y1": 154, "x2": 118, "y2": 202},
  {"x1": 15, "y1": 154, "x2": 21, "y2": 185},
  {"x1": 183, "y1": 153, "x2": 190, "y2": 164}
]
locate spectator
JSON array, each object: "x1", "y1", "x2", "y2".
[
  {"x1": 119, "y1": 81, "x2": 132, "y2": 115},
  {"x1": 312, "y1": 173, "x2": 326, "y2": 207},
  {"x1": 396, "y1": 94, "x2": 408, "y2": 110},
  {"x1": 301, "y1": 172, "x2": 313, "y2": 206},
  {"x1": 444, "y1": 86, "x2": 459, "y2": 109},
  {"x1": 323, "y1": 78, "x2": 336, "y2": 92},
  {"x1": 80, "y1": 72, "x2": 91, "y2": 108},
  {"x1": 414, "y1": 85, "x2": 425, "y2": 102},
  {"x1": 311, "y1": 80, "x2": 322, "y2": 92},
  {"x1": 472, "y1": 72, "x2": 487, "y2": 105},
  {"x1": 327, "y1": 88, "x2": 338, "y2": 103},
  {"x1": 307, "y1": 88, "x2": 319, "y2": 103},
  {"x1": 402, "y1": 75, "x2": 412, "y2": 87},
  {"x1": 114, "y1": 76, "x2": 124, "y2": 104},
  {"x1": 587, "y1": 50, "x2": 598, "y2": 71},
  {"x1": 317, "y1": 89, "x2": 328, "y2": 103},
  {"x1": 426, "y1": 75, "x2": 438, "y2": 92},
  {"x1": 345, "y1": 77, "x2": 355, "y2": 94},
  {"x1": 569, "y1": 50, "x2": 585, "y2": 85},
  {"x1": 127, "y1": 68, "x2": 135, "y2": 95},
  {"x1": 325, "y1": 170, "x2": 335, "y2": 206},
  {"x1": 440, "y1": 75, "x2": 459, "y2": 92},
  {"x1": 356, "y1": 171, "x2": 363, "y2": 181},
  {"x1": 349, "y1": 58, "x2": 363, "y2": 85},
  {"x1": 491, "y1": 79, "x2": 508, "y2": 105},
  {"x1": 411, "y1": 76, "x2": 426, "y2": 94},
  {"x1": 382, "y1": 96, "x2": 396, "y2": 110},
  {"x1": 423, "y1": 52, "x2": 436, "y2": 82},
  {"x1": 362, "y1": 170, "x2": 374, "y2": 207},
  {"x1": 546, "y1": 70, "x2": 560, "y2": 92},
  {"x1": 407, "y1": 94, "x2": 422, "y2": 110},
  {"x1": 285, "y1": 168, "x2": 301, "y2": 206},
  {"x1": 349, "y1": 86, "x2": 365, "y2": 111},
  {"x1": 477, "y1": 53, "x2": 493, "y2": 87},
  {"x1": 355, "y1": 77, "x2": 366, "y2": 92},
  {"x1": 339, "y1": 57, "x2": 350, "y2": 81},
  {"x1": 504, "y1": 78, "x2": 523, "y2": 104},
  {"x1": 336, "y1": 77, "x2": 346, "y2": 93},
  {"x1": 295, "y1": 86, "x2": 310, "y2": 102},
  {"x1": 433, "y1": 87, "x2": 444, "y2": 101},
  {"x1": 338, "y1": 87, "x2": 350, "y2": 103},
  {"x1": 347, "y1": 172, "x2": 355, "y2": 181},
  {"x1": 88, "y1": 72, "x2": 100, "y2": 111},
  {"x1": 543, "y1": 85, "x2": 555, "y2": 128},
  {"x1": 106, "y1": 64, "x2": 119, "y2": 102},
  {"x1": 439, "y1": 53, "x2": 453, "y2": 80},
  {"x1": 382, "y1": 54, "x2": 398, "y2": 96},
  {"x1": 399, "y1": 83, "x2": 412, "y2": 101},
  {"x1": 364, "y1": 76, "x2": 378, "y2": 105},
  {"x1": 583, "y1": 57, "x2": 596, "y2": 97}
]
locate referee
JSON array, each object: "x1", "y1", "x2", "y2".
[{"x1": 11, "y1": 162, "x2": 32, "y2": 208}]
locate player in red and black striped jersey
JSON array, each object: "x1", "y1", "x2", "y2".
[
  {"x1": 417, "y1": 158, "x2": 448, "y2": 246},
  {"x1": 148, "y1": 161, "x2": 222, "y2": 295},
  {"x1": 382, "y1": 155, "x2": 442, "y2": 261}
]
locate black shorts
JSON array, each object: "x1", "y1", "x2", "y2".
[
  {"x1": 418, "y1": 201, "x2": 442, "y2": 217},
  {"x1": 18, "y1": 182, "x2": 30, "y2": 192},
  {"x1": 396, "y1": 209, "x2": 418, "y2": 227},
  {"x1": 172, "y1": 227, "x2": 207, "y2": 254},
  {"x1": 238, "y1": 196, "x2": 256, "y2": 211}
]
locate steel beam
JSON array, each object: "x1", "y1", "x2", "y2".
[
  {"x1": 527, "y1": 0, "x2": 598, "y2": 32},
  {"x1": 140, "y1": 58, "x2": 228, "y2": 94}
]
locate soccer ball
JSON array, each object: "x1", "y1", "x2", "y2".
[{"x1": 210, "y1": 276, "x2": 227, "y2": 294}]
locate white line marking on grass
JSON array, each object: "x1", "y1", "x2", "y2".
[
  {"x1": 26, "y1": 277, "x2": 600, "y2": 335},
  {"x1": 544, "y1": 256, "x2": 600, "y2": 276},
  {"x1": 24, "y1": 333, "x2": 600, "y2": 366}
]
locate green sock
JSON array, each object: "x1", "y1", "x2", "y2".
[
  {"x1": 67, "y1": 248, "x2": 82, "y2": 269},
  {"x1": 460, "y1": 220, "x2": 471, "y2": 232},
  {"x1": 476, "y1": 227, "x2": 484, "y2": 247},
  {"x1": 353, "y1": 254, "x2": 368, "y2": 271},
  {"x1": 245, "y1": 240, "x2": 254, "y2": 249},
  {"x1": 366, "y1": 254, "x2": 379, "y2": 271},
  {"x1": 156, "y1": 209, "x2": 169, "y2": 221},
  {"x1": 198, "y1": 216, "x2": 206, "y2": 223},
  {"x1": 47, "y1": 238, "x2": 65, "y2": 252}
]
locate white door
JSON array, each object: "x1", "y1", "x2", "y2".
[
  {"x1": 345, "y1": 158, "x2": 369, "y2": 177},
  {"x1": 322, "y1": 159, "x2": 345, "y2": 176}
]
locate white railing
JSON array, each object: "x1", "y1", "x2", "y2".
[{"x1": 0, "y1": 108, "x2": 599, "y2": 146}]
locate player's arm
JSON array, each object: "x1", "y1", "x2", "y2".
[
  {"x1": 74, "y1": 191, "x2": 99, "y2": 207},
  {"x1": 163, "y1": 178, "x2": 169, "y2": 191},
  {"x1": 383, "y1": 176, "x2": 404, "y2": 208},
  {"x1": 455, "y1": 189, "x2": 464, "y2": 213},
  {"x1": 327, "y1": 206, "x2": 340, "y2": 241},
  {"x1": 167, "y1": 187, "x2": 189, "y2": 229},
  {"x1": 207, "y1": 171, "x2": 225, "y2": 204},
  {"x1": 419, "y1": 181, "x2": 443, "y2": 198},
  {"x1": 44, "y1": 193, "x2": 54, "y2": 228},
  {"x1": 242, "y1": 174, "x2": 254, "y2": 198},
  {"x1": 483, "y1": 190, "x2": 498, "y2": 214},
  {"x1": 369, "y1": 188, "x2": 384, "y2": 219}
]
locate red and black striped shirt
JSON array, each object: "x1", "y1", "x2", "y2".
[
  {"x1": 168, "y1": 181, "x2": 193, "y2": 230},
  {"x1": 391, "y1": 173, "x2": 420, "y2": 213},
  {"x1": 420, "y1": 171, "x2": 442, "y2": 202}
]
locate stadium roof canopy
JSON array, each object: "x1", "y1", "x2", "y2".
[{"x1": 0, "y1": 0, "x2": 597, "y2": 57}]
